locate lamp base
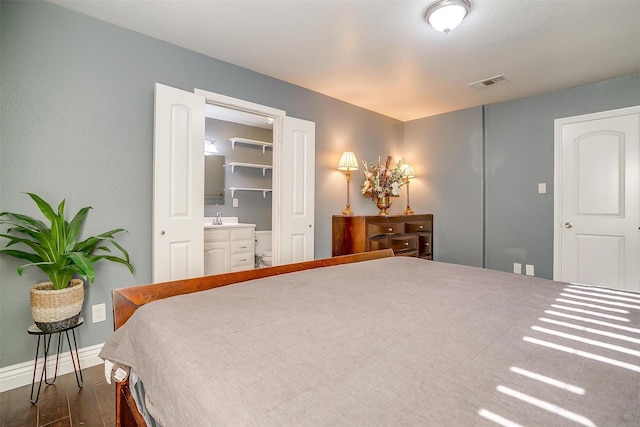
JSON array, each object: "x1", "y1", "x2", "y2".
[
  {"x1": 341, "y1": 205, "x2": 354, "y2": 215},
  {"x1": 403, "y1": 206, "x2": 414, "y2": 215}
]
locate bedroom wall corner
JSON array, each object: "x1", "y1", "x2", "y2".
[{"x1": 403, "y1": 107, "x2": 485, "y2": 267}]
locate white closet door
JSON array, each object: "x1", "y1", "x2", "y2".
[
  {"x1": 555, "y1": 106, "x2": 640, "y2": 291},
  {"x1": 152, "y1": 83, "x2": 205, "y2": 283},
  {"x1": 278, "y1": 116, "x2": 315, "y2": 264}
]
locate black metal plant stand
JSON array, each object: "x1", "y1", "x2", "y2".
[{"x1": 27, "y1": 317, "x2": 84, "y2": 404}]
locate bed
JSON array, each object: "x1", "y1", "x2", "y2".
[{"x1": 100, "y1": 250, "x2": 640, "y2": 426}]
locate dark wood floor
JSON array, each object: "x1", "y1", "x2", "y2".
[{"x1": 0, "y1": 364, "x2": 114, "y2": 427}]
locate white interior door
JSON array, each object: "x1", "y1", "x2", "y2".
[
  {"x1": 153, "y1": 83, "x2": 205, "y2": 282},
  {"x1": 554, "y1": 106, "x2": 640, "y2": 291},
  {"x1": 278, "y1": 116, "x2": 315, "y2": 264}
]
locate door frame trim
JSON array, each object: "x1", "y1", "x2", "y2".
[
  {"x1": 194, "y1": 89, "x2": 286, "y2": 264},
  {"x1": 553, "y1": 105, "x2": 640, "y2": 281}
]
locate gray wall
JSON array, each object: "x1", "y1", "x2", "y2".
[
  {"x1": 0, "y1": 1, "x2": 402, "y2": 367},
  {"x1": 404, "y1": 73, "x2": 640, "y2": 279},
  {"x1": 204, "y1": 119, "x2": 273, "y2": 231},
  {"x1": 484, "y1": 73, "x2": 640, "y2": 278},
  {"x1": 404, "y1": 108, "x2": 484, "y2": 267}
]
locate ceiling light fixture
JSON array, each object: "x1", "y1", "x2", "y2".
[
  {"x1": 425, "y1": 0, "x2": 471, "y2": 34},
  {"x1": 204, "y1": 139, "x2": 218, "y2": 155}
]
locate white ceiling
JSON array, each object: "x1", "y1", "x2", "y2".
[{"x1": 50, "y1": 0, "x2": 640, "y2": 121}]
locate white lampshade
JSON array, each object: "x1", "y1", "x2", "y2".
[
  {"x1": 338, "y1": 151, "x2": 359, "y2": 171},
  {"x1": 425, "y1": 0, "x2": 471, "y2": 34},
  {"x1": 400, "y1": 163, "x2": 415, "y2": 179}
]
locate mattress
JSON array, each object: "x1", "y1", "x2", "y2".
[{"x1": 100, "y1": 257, "x2": 640, "y2": 426}]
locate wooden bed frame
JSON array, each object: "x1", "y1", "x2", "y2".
[{"x1": 111, "y1": 249, "x2": 394, "y2": 426}]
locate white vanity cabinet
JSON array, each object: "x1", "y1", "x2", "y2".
[{"x1": 204, "y1": 225, "x2": 255, "y2": 275}]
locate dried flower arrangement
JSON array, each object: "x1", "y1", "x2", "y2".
[{"x1": 361, "y1": 156, "x2": 406, "y2": 199}]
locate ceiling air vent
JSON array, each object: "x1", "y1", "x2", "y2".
[{"x1": 468, "y1": 74, "x2": 508, "y2": 90}]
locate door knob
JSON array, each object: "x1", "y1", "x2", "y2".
[
  {"x1": 160, "y1": 230, "x2": 166, "y2": 235},
  {"x1": 564, "y1": 222, "x2": 573, "y2": 229}
]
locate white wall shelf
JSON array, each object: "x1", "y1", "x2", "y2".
[
  {"x1": 228, "y1": 162, "x2": 273, "y2": 176},
  {"x1": 228, "y1": 137, "x2": 273, "y2": 153},
  {"x1": 229, "y1": 187, "x2": 272, "y2": 198}
]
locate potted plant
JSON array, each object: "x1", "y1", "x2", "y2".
[{"x1": 0, "y1": 193, "x2": 134, "y2": 332}]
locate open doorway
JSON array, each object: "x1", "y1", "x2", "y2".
[
  {"x1": 196, "y1": 87, "x2": 316, "y2": 267},
  {"x1": 204, "y1": 105, "x2": 274, "y2": 267},
  {"x1": 195, "y1": 88, "x2": 287, "y2": 266}
]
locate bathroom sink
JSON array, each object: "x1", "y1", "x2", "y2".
[
  {"x1": 204, "y1": 217, "x2": 255, "y2": 228},
  {"x1": 206, "y1": 223, "x2": 254, "y2": 228}
]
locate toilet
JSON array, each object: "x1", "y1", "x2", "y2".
[{"x1": 254, "y1": 231, "x2": 273, "y2": 267}]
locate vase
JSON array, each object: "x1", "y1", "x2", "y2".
[
  {"x1": 30, "y1": 279, "x2": 84, "y2": 332},
  {"x1": 375, "y1": 196, "x2": 392, "y2": 216}
]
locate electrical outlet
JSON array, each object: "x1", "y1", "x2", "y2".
[
  {"x1": 513, "y1": 263, "x2": 522, "y2": 274},
  {"x1": 233, "y1": 198, "x2": 239, "y2": 208},
  {"x1": 526, "y1": 264, "x2": 535, "y2": 276},
  {"x1": 92, "y1": 303, "x2": 106, "y2": 323}
]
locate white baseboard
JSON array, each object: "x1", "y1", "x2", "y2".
[{"x1": 0, "y1": 343, "x2": 104, "y2": 393}]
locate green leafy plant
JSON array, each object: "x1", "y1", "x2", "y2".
[{"x1": 0, "y1": 193, "x2": 134, "y2": 290}]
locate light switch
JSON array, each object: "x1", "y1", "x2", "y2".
[
  {"x1": 538, "y1": 183, "x2": 546, "y2": 194},
  {"x1": 92, "y1": 303, "x2": 106, "y2": 323},
  {"x1": 233, "y1": 198, "x2": 239, "y2": 208}
]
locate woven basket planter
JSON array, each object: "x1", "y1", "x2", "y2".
[{"x1": 30, "y1": 279, "x2": 84, "y2": 333}]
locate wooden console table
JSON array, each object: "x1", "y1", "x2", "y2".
[{"x1": 332, "y1": 214, "x2": 433, "y2": 259}]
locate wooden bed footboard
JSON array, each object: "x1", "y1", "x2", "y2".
[
  {"x1": 116, "y1": 382, "x2": 147, "y2": 427},
  {"x1": 111, "y1": 249, "x2": 394, "y2": 426}
]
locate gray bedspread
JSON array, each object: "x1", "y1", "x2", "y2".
[{"x1": 100, "y1": 257, "x2": 640, "y2": 426}]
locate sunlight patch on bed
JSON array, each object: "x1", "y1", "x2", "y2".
[
  {"x1": 568, "y1": 284, "x2": 640, "y2": 300},
  {"x1": 564, "y1": 287, "x2": 640, "y2": 304},
  {"x1": 479, "y1": 282, "x2": 640, "y2": 426},
  {"x1": 539, "y1": 317, "x2": 640, "y2": 344},
  {"x1": 523, "y1": 336, "x2": 640, "y2": 372},
  {"x1": 496, "y1": 386, "x2": 596, "y2": 427},
  {"x1": 554, "y1": 298, "x2": 629, "y2": 313},
  {"x1": 559, "y1": 293, "x2": 640, "y2": 310},
  {"x1": 545, "y1": 310, "x2": 640, "y2": 333},
  {"x1": 549, "y1": 304, "x2": 630, "y2": 321},
  {"x1": 531, "y1": 326, "x2": 640, "y2": 357},
  {"x1": 478, "y1": 409, "x2": 523, "y2": 427},
  {"x1": 508, "y1": 367, "x2": 585, "y2": 395}
]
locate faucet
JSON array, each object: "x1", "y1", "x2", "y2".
[{"x1": 215, "y1": 211, "x2": 223, "y2": 225}]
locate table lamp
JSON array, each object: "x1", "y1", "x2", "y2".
[
  {"x1": 400, "y1": 163, "x2": 415, "y2": 215},
  {"x1": 338, "y1": 151, "x2": 359, "y2": 215}
]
